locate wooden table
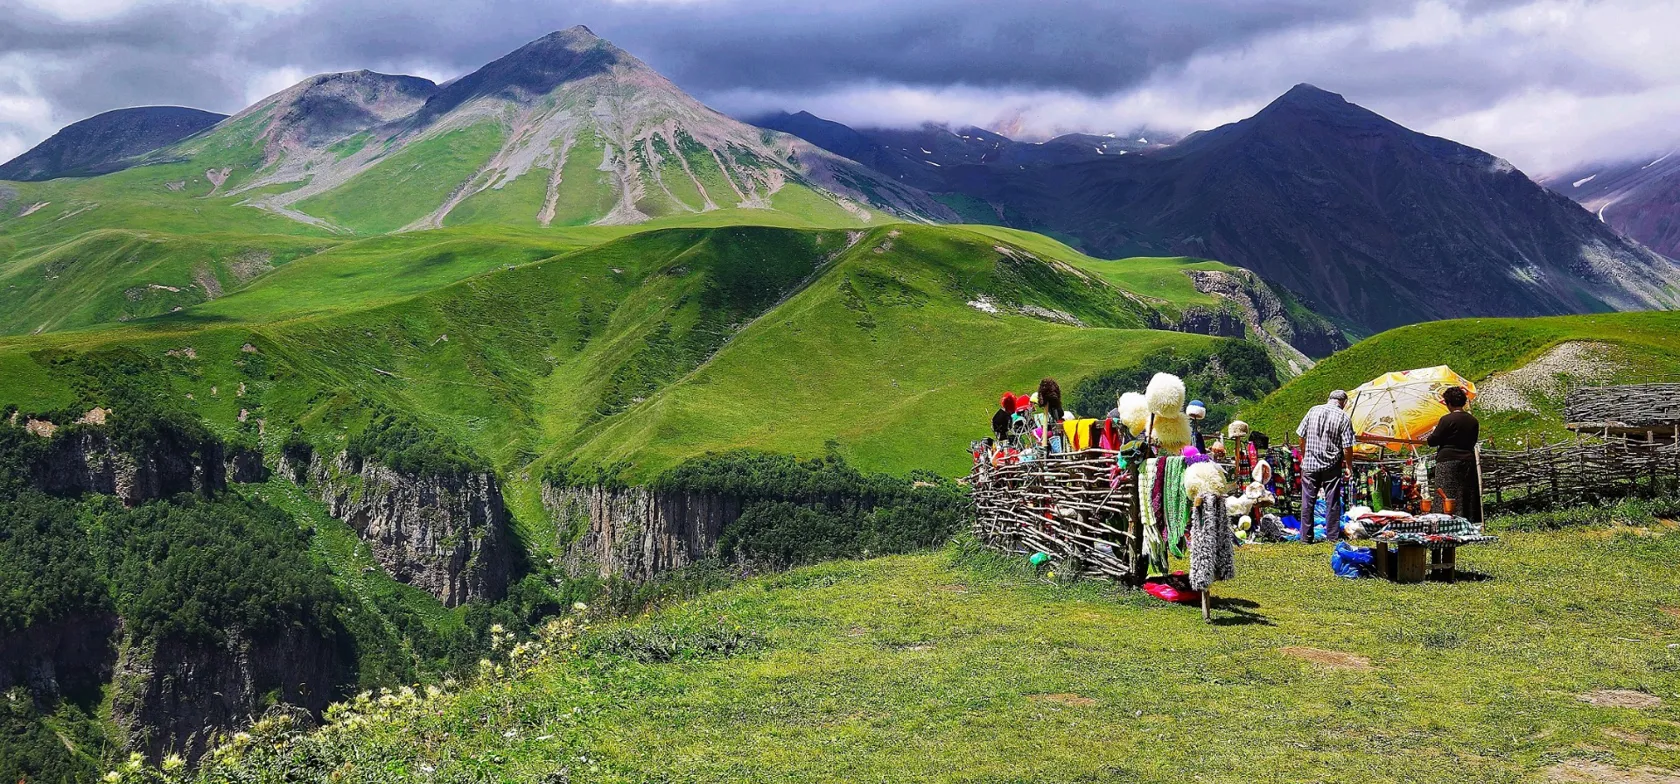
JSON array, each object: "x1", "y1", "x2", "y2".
[{"x1": 1371, "y1": 541, "x2": 1459, "y2": 583}]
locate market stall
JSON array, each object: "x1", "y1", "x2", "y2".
[{"x1": 1343, "y1": 366, "x2": 1496, "y2": 582}]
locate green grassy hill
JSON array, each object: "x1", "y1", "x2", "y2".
[
  {"x1": 1242, "y1": 311, "x2": 1680, "y2": 443},
  {"x1": 185, "y1": 527, "x2": 1680, "y2": 783},
  {"x1": 0, "y1": 223, "x2": 1254, "y2": 488}
]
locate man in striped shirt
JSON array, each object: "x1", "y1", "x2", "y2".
[{"x1": 1296, "y1": 390, "x2": 1355, "y2": 543}]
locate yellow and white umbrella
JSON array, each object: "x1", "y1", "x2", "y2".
[{"x1": 1347, "y1": 365, "x2": 1477, "y2": 453}]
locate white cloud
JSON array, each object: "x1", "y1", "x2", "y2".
[
  {"x1": 715, "y1": 0, "x2": 1680, "y2": 174},
  {"x1": 18, "y1": 0, "x2": 307, "y2": 21},
  {"x1": 0, "y1": 55, "x2": 60, "y2": 163},
  {"x1": 242, "y1": 65, "x2": 310, "y2": 106}
]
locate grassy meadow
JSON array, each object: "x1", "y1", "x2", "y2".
[{"x1": 185, "y1": 521, "x2": 1680, "y2": 784}]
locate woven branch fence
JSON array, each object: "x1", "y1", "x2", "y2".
[
  {"x1": 969, "y1": 450, "x2": 1143, "y2": 584},
  {"x1": 1565, "y1": 384, "x2": 1680, "y2": 429},
  {"x1": 1481, "y1": 436, "x2": 1680, "y2": 513}
]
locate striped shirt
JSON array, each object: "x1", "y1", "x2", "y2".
[{"x1": 1296, "y1": 403, "x2": 1355, "y2": 474}]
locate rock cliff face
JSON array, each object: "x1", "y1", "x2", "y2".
[
  {"x1": 1166, "y1": 304, "x2": 1245, "y2": 341},
  {"x1": 542, "y1": 484, "x2": 741, "y2": 582},
  {"x1": 0, "y1": 613, "x2": 118, "y2": 701},
  {"x1": 28, "y1": 429, "x2": 231, "y2": 504},
  {"x1": 1184, "y1": 268, "x2": 1347, "y2": 373},
  {"x1": 291, "y1": 451, "x2": 510, "y2": 606},
  {"x1": 110, "y1": 624, "x2": 347, "y2": 763}
]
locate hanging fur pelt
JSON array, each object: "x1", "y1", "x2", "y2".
[{"x1": 1190, "y1": 492, "x2": 1236, "y2": 591}]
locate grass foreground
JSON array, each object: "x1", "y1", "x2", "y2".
[{"x1": 184, "y1": 523, "x2": 1680, "y2": 784}]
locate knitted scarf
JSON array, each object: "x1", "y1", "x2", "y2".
[{"x1": 1163, "y1": 456, "x2": 1190, "y2": 558}]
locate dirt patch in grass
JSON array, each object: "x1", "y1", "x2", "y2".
[
  {"x1": 1580, "y1": 690, "x2": 1663, "y2": 709},
  {"x1": 1277, "y1": 647, "x2": 1373, "y2": 671},
  {"x1": 1604, "y1": 728, "x2": 1680, "y2": 751},
  {"x1": 1028, "y1": 693, "x2": 1098, "y2": 708},
  {"x1": 1661, "y1": 607, "x2": 1680, "y2": 621},
  {"x1": 1545, "y1": 760, "x2": 1680, "y2": 783},
  {"x1": 938, "y1": 584, "x2": 968, "y2": 593}
]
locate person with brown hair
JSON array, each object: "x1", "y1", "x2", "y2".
[{"x1": 1036, "y1": 378, "x2": 1066, "y2": 453}]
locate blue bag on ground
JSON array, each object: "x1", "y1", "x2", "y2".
[{"x1": 1331, "y1": 542, "x2": 1376, "y2": 578}]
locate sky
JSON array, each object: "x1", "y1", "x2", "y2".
[{"x1": 1, "y1": 0, "x2": 1679, "y2": 175}]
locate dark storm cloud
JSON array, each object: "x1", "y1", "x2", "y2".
[
  {"x1": 0, "y1": 0, "x2": 1467, "y2": 112},
  {"x1": 0, "y1": 0, "x2": 1675, "y2": 171}
]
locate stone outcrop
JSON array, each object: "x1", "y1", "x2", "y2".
[
  {"x1": 288, "y1": 451, "x2": 510, "y2": 606},
  {"x1": 28, "y1": 429, "x2": 227, "y2": 505},
  {"x1": 0, "y1": 613, "x2": 118, "y2": 701},
  {"x1": 1167, "y1": 303, "x2": 1246, "y2": 339},
  {"x1": 1185, "y1": 268, "x2": 1347, "y2": 372},
  {"x1": 110, "y1": 624, "x2": 347, "y2": 763},
  {"x1": 542, "y1": 484, "x2": 742, "y2": 583}
]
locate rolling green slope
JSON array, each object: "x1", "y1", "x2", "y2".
[
  {"x1": 0, "y1": 223, "x2": 1249, "y2": 487},
  {"x1": 555, "y1": 225, "x2": 1218, "y2": 479},
  {"x1": 296, "y1": 123, "x2": 508, "y2": 234},
  {"x1": 1242, "y1": 311, "x2": 1680, "y2": 442}
]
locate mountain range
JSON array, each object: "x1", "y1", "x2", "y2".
[
  {"x1": 0, "y1": 106, "x2": 225, "y2": 181},
  {"x1": 1544, "y1": 148, "x2": 1680, "y2": 259},
  {"x1": 757, "y1": 86, "x2": 1680, "y2": 335},
  {"x1": 5, "y1": 31, "x2": 1678, "y2": 336}
]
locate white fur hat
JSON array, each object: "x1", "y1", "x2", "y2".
[
  {"x1": 1117, "y1": 392, "x2": 1149, "y2": 434},
  {"x1": 1227, "y1": 420, "x2": 1251, "y2": 439},
  {"x1": 1153, "y1": 413, "x2": 1194, "y2": 452},
  {"x1": 1184, "y1": 460, "x2": 1228, "y2": 500},
  {"x1": 1145, "y1": 373, "x2": 1186, "y2": 417}
]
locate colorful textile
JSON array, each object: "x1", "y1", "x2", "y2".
[
  {"x1": 1163, "y1": 456, "x2": 1190, "y2": 558},
  {"x1": 1064, "y1": 418, "x2": 1097, "y2": 451}
]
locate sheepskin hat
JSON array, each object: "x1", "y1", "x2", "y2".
[
  {"x1": 1185, "y1": 399, "x2": 1207, "y2": 420},
  {"x1": 1153, "y1": 413, "x2": 1194, "y2": 452},
  {"x1": 1183, "y1": 460, "x2": 1228, "y2": 500},
  {"x1": 1117, "y1": 392, "x2": 1150, "y2": 434},
  {"x1": 1226, "y1": 419, "x2": 1251, "y2": 439},
  {"x1": 1145, "y1": 373, "x2": 1186, "y2": 417}
]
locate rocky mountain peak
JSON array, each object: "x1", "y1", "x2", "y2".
[
  {"x1": 232, "y1": 69, "x2": 437, "y2": 157},
  {"x1": 414, "y1": 27, "x2": 637, "y2": 120}
]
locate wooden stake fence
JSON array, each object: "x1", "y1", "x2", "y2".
[{"x1": 968, "y1": 449, "x2": 1143, "y2": 585}]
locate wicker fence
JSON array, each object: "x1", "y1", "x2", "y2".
[
  {"x1": 1481, "y1": 437, "x2": 1680, "y2": 513},
  {"x1": 968, "y1": 450, "x2": 1142, "y2": 584},
  {"x1": 1565, "y1": 384, "x2": 1680, "y2": 429}
]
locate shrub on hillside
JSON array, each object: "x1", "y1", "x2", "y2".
[{"x1": 346, "y1": 412, "x2": 487, "y2": 478}]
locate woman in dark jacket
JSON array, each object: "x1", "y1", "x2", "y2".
[{"x1": 1427, "y1": 386, "x2": 1481, "y2": 522}]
